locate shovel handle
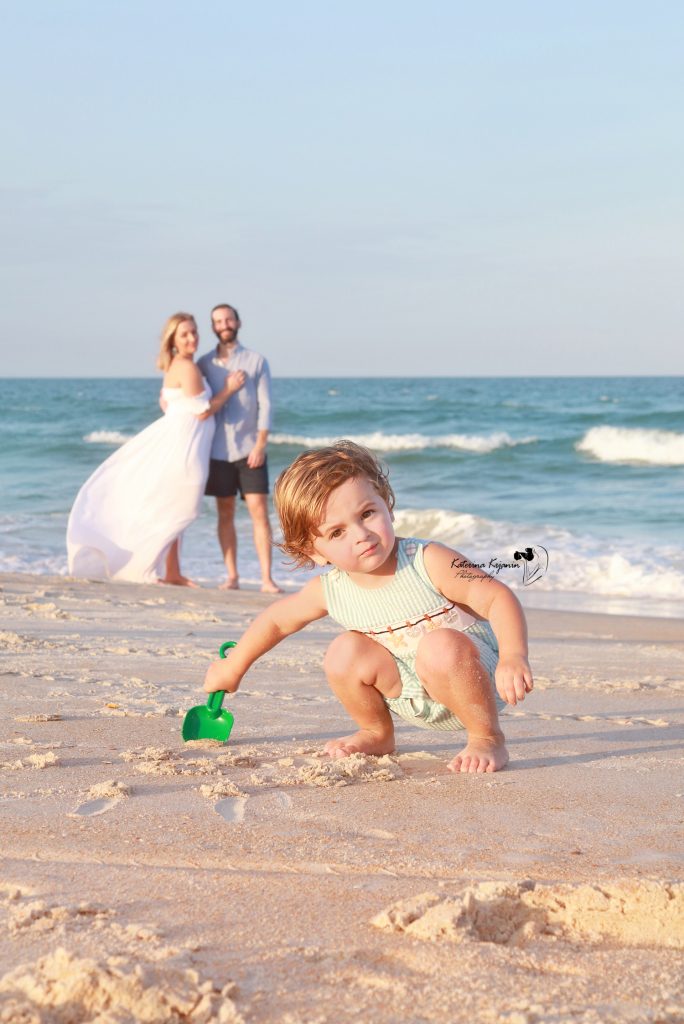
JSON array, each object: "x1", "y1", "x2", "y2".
[{"x1": 206, "y1": 640, "x2": 237, "y2": 717}]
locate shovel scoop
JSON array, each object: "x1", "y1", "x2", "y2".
[{"x1": 181, "y1": 641, "x2": 236, "y2": 743}]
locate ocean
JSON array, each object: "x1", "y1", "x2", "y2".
[{"x1": 1, "y1": 376, "x2": 683, "y2": 618}]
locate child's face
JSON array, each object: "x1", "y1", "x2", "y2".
[{"x1": 309, "y1": 476, "x2": 396, "y2": 575}]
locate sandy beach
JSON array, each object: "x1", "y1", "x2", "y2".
[{"x1": 1, "y1": 572, "x2": 683, "y2": 1023}]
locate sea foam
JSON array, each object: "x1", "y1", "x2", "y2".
[
  {"x1": 393, "y1": 508, "x2": 684, "y2": 604},
  {"x1": 84, "y1": 430, "x2": 132, "y2": 445},
  {"x1": 576, "y1": 426, "x2": 684, "y2": 466},
  {"x1": 271, "y1": 431, "x2": 537, "y2": 453}
]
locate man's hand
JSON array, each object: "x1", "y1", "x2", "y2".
[
  {"x1": 247, "y1": 443, "x2": 266, "y2": 468},
  {"x1": 495, "y1": 654, "x2": 534, "y2": 706},
  {"x1": 204, "y1": 659, "x2": 242, "y2": 694},
  {"x1": 225, "y1": 370, "x2": 246, "y2": 396}
]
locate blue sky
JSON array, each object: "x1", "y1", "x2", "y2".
[{"x1": 3, "y1": 1, "x2": 683, "y2": 376}]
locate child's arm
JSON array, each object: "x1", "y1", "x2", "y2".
[
  {"x1": 203, "y1": 577, "x2": 328, "y2": 694},
  {"x1": 423, "y1": 543, "x2": 533, "y2": 706}
]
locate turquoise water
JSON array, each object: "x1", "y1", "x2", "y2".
[{"x1": 1, "y1": 376, "x2": 683, "y2": 616}]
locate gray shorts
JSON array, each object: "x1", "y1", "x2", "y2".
[{"x1": 205, "y1": 457, "x2": 269, "y2": 499}]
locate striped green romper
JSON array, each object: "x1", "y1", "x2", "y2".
[{"x1": 321, "y1": 537, "x2": 504, "y2": 732}]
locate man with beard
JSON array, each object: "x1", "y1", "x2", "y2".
[{"x1": 197, "y1": 303, "x2": 280, "y2": 593}]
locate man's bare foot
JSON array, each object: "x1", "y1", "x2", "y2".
[
  {"x1": 261, "y1": 580, "x2": 282, "y2": 594},
  {"x1": 219, "y1": 578, "x2": 239, "y2": 591},
  {"x1": 447, "y1": 734, "x2": 509, "y2": 774},
  {"x1": 162, "y1": 575, "x2": 199, "y2": 588},
  {"x1": 324, "y1": 729, "x2": 395, "y2": 760}
]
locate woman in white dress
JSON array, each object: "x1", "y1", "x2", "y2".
[{"x1": 67, "y1": 312, "x2": 237, "y2": 586}]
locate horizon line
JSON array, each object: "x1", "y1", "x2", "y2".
[{"x1": 2, "y1": 373, "x2": 683, "y2": 381}]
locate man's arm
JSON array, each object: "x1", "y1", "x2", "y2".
[
  {"x1": 247, "y1": 356, "x2": 272, "y2": 468},
  {"x1": 247, "y1": 428, "x2": 269, "y2": 468}
]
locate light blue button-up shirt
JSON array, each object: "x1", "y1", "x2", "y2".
[{"x1": 197, "y1": 343, "x2": 273, "y2": 462}]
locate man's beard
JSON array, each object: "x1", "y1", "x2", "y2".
[{"x1": 216, "y1": 330, "x2": 237, "y2": 344}]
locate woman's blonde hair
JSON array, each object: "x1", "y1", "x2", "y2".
[
  {"x1": 156, "y1": 312, "x2": 196, "y2": 371},
  {"x1": 274, "y1": 440, "x2": 395, "y2": 569}
]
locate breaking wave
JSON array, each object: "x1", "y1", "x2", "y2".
[
  {"x1": 576, "y1": 426, "x2": 684, "y2": 466},
  {"x1": 83, "y1": 430, "x2": 132, "y2": 445},
  {"x1": 271, "y1": 431, "x2": 537, "y2": 454}
]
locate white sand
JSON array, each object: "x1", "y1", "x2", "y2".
[{"x1": 1, "y1": 572, "x2": 683, "y2": 1023}]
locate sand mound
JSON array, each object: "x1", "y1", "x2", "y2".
[
  {"x1": 1, "y1": 752, "x2": 59, "y2": 771},
  {"x1": 85, "y1": 781, "x2": 130, "y2": 800},
  {"x1": 14, "y1": 715, "x2": 62, "y2": 723},
  {"x1": 372, "y1": 879, "x2": 684, "y2": 949},
  {"x1": 120, "y1": 748, "x2": 180, "y2": 776},
  {"x1": 8, "y1": 902, "x2": 108, "y2": 935},
  {"x1": 120, "y1": 747, "x2": 175, "y2": 764},
  {"x1": 182, "y1": 740, "x2": 227, "y2": 751},
  {"x1": 253, "y1": 752, "x2": 403, "y2": 789},
  {"x1": 199, "y1": 780, "x2": 244, "y2": 800},
  {"x1": 0, "y1": 946, "x2": 243, "y2": 1024}
]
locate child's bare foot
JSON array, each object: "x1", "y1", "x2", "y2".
[
  {"x1": 324, "y1": 729, "x2": 395, "y2": 760},
  {"x1": 261, "y1": 580, "x2": 282, "y2": 594},
  {"x1": 162, "y1": 575, "x2": 199, "y2": 588},
  {"x1": 448, "y1": 733, "x2": 509, "y2": 774},
  {"x1": 219, "y1": 578, "x2": 239, "y2": 590}
]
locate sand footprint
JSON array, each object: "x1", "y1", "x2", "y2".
[
  {"x1": 215, "y1": 796, "x2": 248, "y2": 823},
  {"x1": 246, "y1": 790, "x2": 292, "y2": 820},
  {"x1": 69, "y1": 780, "x2": 129, "y2": 818},
  {"x1": 215, "y1": 790, "x2": 292, "y2": 825},
  {"x1": 199, "y1": 778, "x2": 246, "y2": 824},
  {"x1": 70, "y1": 798, "x2": 118, "y2": 817}
]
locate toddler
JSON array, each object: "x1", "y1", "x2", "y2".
[{"x1": 204, "y1": 441, "x2": 533, "y2": 773}]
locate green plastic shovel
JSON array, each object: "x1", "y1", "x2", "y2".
[{"x1": 181, "y1": 641, "x2": 236, "y2": 743}]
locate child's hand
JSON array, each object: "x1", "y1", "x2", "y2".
[
  {"x1": 204, "y1": 660, "x2": 242, "y2": 694},
  {"x1": 495, "y1": 654, "x2": 534, "y2": 706}
]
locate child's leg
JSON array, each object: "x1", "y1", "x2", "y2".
[
  {"x1": 415, "y1": 628, "x2": 508, "y2": 774},
  {"x1": 322, "y1": 631, "x2": 400, "y2": 759}
]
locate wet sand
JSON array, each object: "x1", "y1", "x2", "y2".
[{"x1": 1, "y1": 572, "x2": 683, "y2": 1023}]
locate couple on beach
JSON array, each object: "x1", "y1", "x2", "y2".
[{"x1": 67, "y1": 305, "x2": 280, "y2": 592}]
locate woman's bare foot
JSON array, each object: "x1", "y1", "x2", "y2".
[
  {"x1": 219, "y1": 578, "x2": 239, "y2": 591},
  {"x1": 261, "y1": 580, "x2": 282, "y2": 594},
  {"x1": 162, "y1": 575, "x2": 199, "y2": 588},
  {"x1": 447, "y1": 733, "x2": 509, "y2": 774},
  {"x1": 324, "y1": 729, "x2": 395, "y2": 760}
]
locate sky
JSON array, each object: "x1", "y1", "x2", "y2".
[{"x1": 2, "y1": 1, "x2": 683, "y2": 377}]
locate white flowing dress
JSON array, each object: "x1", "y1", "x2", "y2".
[{"x1": 67, "y1": 386, "x2": 215, "y2": 583}]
